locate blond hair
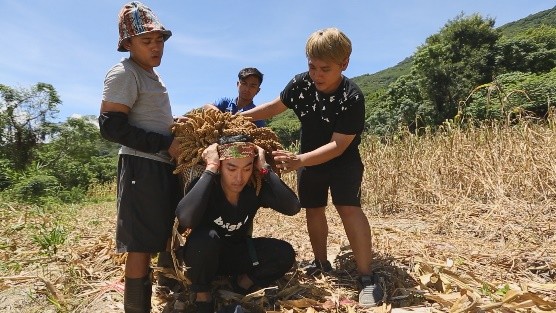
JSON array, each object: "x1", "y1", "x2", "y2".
[{"x1": 305, "y1": 28, "x2": 352, "y2": 64}]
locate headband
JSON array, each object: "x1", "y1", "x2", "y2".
[{"x1": 217, "y1": 142, "x2": 257, "y2": 160}]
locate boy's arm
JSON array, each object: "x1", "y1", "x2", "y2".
[
  {"x1": 240, "y1": 97, "x2": 288, "y2": 120},
  {"x1": 273, "y1": 132, "x2": 355, "y2": 171},
  {"x1": 98, "y1": 101, "x2": 180, "y2": 158},
  {"x1": 176, "y1": 143, "x2": 220, "y2": 228}
]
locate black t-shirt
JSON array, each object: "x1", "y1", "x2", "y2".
[
  {"x1": 199, "y1": 180, "x2": 259, "y2": 241},
  {"x1": 280, "y1": 72, "x2": 365, "y2": 167},
  {"x1": 176, "y1": 171, "x2": 300, "y2": 243}
]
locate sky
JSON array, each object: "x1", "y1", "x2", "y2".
[{"x1": 1, "y1": 1, "x2": 555, "y2": 122}]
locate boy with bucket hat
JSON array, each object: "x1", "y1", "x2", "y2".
[{"x1": 98, "y1": 2, "x2": 180, "y2": 312}]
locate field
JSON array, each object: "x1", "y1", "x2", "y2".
[{"x1": 1, "y1": 118, "x2": 555, "y2": 312}]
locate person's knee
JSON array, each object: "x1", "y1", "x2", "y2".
[
  {"x1": 305, "y1": 206, "x2": 326, "y2": 218},
  {"x1": 181, "y1": 228, "x2": 220, "y2": 262},
  {"x1": 276, "y1": 241, "x2": 296, "y2": 271},
  {"x1": 336, "y1": 205, "x2": 364, "y2": 218}
]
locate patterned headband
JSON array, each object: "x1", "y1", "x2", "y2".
[{"x1": 217, "y1": 142, "x2": 257, "y2": 160}]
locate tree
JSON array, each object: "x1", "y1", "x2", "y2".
[
  {"x1": 413, "y1": 14, "x2": 499, "y2": 124},
  {"x1": 0, "y1": 83, "x2": 60, "y2": 170},
  {"x1": 384, "y1": 73, "x2": 435, "y2": 133},
  {"x1": 267, "y1": 110, "x2": 301, "y2": 148},
  {"x1": 35, "y1": 116, "x2": 119, "y2": 189},
  {"x1": 496, "y1": 25, "x2": 556, "y2": 74}
]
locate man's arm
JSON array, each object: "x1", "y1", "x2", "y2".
[
  {"x1": 240, "y1": 97, "x2": 288, "y2": 121},
  {"x1": 175, "y1": 144, "x2": 220, "y2": 228},
  {"x1": 273, "y1": 132, "x2": 355, "y2": 172},
  {"x1": 98, "y1": 100, "x2": 177, "y2": 156},
  {"x1": 175, "y1": 170, "x2": 215, "y2": 228},
  {"x1": 259, "y1": 170, "x2": 301, "y2": 216},
  {"x1": 202, "y1": 103, "x2": 220, "y2": 111}
]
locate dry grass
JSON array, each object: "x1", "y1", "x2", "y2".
[
  {"x1": 1, "y1": 117, "x2": 555, "y2": 312},
  {"x1": 356, "y1": 116, "x2": 556, "y2": 311}
]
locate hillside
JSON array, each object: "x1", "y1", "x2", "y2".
[
  {"x1": 268, "y1": 7, "x2": 556, "y2": 142},
  {"x1": 498, "y1": 5, "x2": 556, "y2": 37},
  {"x1": 354, "y1": 6, "x2": 556, "y2": 93},
  {"x1": 352, "y1": 57, "x2": 413, "y2": 97}
]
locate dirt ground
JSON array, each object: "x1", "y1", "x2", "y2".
[{"x1": 0, "y1": 199, "x2": 554, "y2": 313}]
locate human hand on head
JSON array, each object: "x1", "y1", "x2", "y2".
[
  {"x1": 202, "y1": 143, "x2": 220, "y2": 172},
  {"x1": 255, "y1": 145, "x2": 268, "y2": 171}
]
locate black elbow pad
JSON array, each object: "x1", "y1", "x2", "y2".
[{"x1": 98, "y1": 111, "x2": 173, "y2": 153}]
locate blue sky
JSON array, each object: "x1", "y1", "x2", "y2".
[{"x1": 1, "y1": 1, "x2": 555, "y2": 122}]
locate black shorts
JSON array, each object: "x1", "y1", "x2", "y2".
[
  {"x1": 297, "y1": 160, "x2": 363, "y2": 208},
  {"x1": 116, "y1": 154, "x2": 180, "y2": 253}
]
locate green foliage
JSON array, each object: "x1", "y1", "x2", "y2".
[
  {"x1": 12, "y1": 174, "x2": 60, "y2": 203},
  {"x1": 360, "y1": 8, "x2": 556, "y2": 135},
  {"x1": 353, "y1": 57, "x2": 413, "y2": 95},
  {"x1": 414, "y1": 13, "x2": 499, "y2": 124},
  {"x1": 35, "y1": 115, "x2": 118, "y2": 190},
  {"x1": 480, "y1": 282, "x2": 510, "y2": 300},
  {"x1": 57, "y1": 187, "x2": 86, "y2": 203},
  {"x1": 464, "y1": 69, "x2": 556, "y2": 119},
  {"x1": 0, "y1": 83, "x2": 61, "y2": 170},
  {"x1": 0, "y1": 159, "x2": 16, "y2": 190},
  {"x1": 0, "y1": 84, "x2": 119, "y2": 203},
  {"x1": 366, "y1": 73, "x2": 436, "y2": 135},
  {"x1": 32, "y1": 223, "x2": 67, "y2": 256},
  {"x1": 267, "y1": 110, "x2": 301, "y2": 147},
  {"x1": 496, "y1": 25, "x2": 556, "y2": 74},
  {"x1": 498, "y1": 5, "x2": 556, "y2": 37}
]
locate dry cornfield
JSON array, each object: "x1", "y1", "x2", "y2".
[{"x1": 0, "y1": 116, "x2": 555, "y2": 312}]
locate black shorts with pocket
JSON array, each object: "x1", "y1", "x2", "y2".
[
  {"x1": 116, "y1": 154, "x2": 180, "y2": 253},
  {"x1": 297, "y1": 159, "x2": 364, "y2": 208}
]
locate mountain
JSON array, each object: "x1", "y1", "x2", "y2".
[
  {"x1": 498, "y1": 5, "x2": 556, "y2": 37},
  {"x1": 352, "y1": 6, "x2": 556, "y2": 94},
  {"x1": 269, "y1": 6, "x2": 556, "y2": 145}
]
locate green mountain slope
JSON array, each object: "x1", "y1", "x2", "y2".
[
  {"x1": 498, "y1": 5, "x2": 556, "y2": 37},
  {"x1": 269, "y1": 6, "x2": 556, "y2": 145},
  {"x1": 354, "y1": 6, "x2": 556, "y2": 94}
]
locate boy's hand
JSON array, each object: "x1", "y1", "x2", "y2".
[
  {"x1": 168, "y1": 138, "x2": 181, "y2": 161},
  {"x1": 272, "y1": 150, "x2": 301, "y2": 173},
  {"x1": 202, "y1": 143, "x2": 220, "y2": 173},
  {"x1": 255, "y1": 146, "x2": 267, "y2": 170}
]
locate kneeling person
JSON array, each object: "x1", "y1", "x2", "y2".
[{"x1": 175, "y1": 135, "x2": 301, "y2": 312}]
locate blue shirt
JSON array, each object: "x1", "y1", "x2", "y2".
[{"x1": 214, "y1": 97, "x2": 266, "y2": 127}]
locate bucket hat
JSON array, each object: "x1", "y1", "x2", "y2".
[{"x1": 117, "y1": 1, "x2": 172, "y2": 52}]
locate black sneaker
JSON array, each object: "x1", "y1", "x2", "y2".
[
  {"x1": 218, "y1": 303, "x2": 246, "y2": 313},
  {"x1": 157, "y1": 274, "x2": 182, "y2": 292},
  {"x1": 195, "y1": 301, "x2": 215, "y2": 313},
  {"x1": 357, "y1": 274, "x2": 384, "y2": 307},
  {"x1": 304, "y1": 259, "x2": 333, "y2": 276},
  {"x1": 230, "y1": 276, "x2": 260, "y2": 295}
]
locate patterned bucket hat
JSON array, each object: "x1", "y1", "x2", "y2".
[{"x1": 117, "y1": 1, "x2": 172, "y2": 52}]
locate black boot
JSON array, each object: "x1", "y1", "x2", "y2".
[
  {"x1": 156, "y1": 251, "x2": 181, "y2": 291},
  {"x1": 124, "y1": 275, "x2": 152, "y2": 313},
  {"x1": 195, "y1": 301, "x2": 215, "y2": 313}
]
